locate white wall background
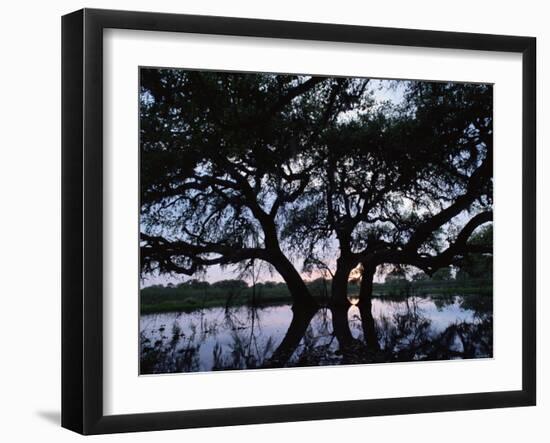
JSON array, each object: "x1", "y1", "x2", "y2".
[{"x1": 0, "y1": 0, "x2": 547, "y2": 441}]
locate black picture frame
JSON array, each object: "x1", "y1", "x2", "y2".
[{"x1": 62, "y1": 8, "x2": 536, "y2": 435}]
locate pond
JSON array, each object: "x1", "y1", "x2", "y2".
[{"x1": 139, "y1": 294, "x2": 492, "y2": 374}]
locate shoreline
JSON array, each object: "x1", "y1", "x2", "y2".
[{"x1": 140, "y1": 287, "x2": 493, "y2": 314}]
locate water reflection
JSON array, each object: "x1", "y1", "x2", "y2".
[{"x1": 140, "y1": 294, "x2": 492, "y2": 374}]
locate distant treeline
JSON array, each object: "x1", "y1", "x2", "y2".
[
  {"x1": 372, "y1": 277, "x2": 492, "y2": 297},
  {"x1": 141, "y1": 271, "x2": 492, "y2": 313},
  {"x1": 141, "y1": 278, "x2": 309, "y2": 313}
]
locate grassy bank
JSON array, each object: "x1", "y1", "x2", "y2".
[
  {"x1": 140, "y1": 285, "x2": 305, "y2": 314},
  {"x1": 372, "y1": 278, "x2": 493, "y2": 298},
  {"x1": 140, "y1": 278, "x2": 492, "y2": 314}
]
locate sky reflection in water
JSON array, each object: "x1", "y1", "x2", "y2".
[{"x1": 140, "y1": 294, "x2": 492, "y2": 374}]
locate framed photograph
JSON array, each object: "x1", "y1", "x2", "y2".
[{"x1": 62, "y1": 8, "x2": 536, "y2": 435}]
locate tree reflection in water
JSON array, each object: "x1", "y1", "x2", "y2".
[{"x1": 140, "y1": 295, "x2": 493, "y2": 374}]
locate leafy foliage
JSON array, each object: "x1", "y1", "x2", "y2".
[{"x1": 139, "y1": 69, "x2": 493, "y2": 305}]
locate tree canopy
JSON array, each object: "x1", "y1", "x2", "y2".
[{"x1": 140, "y1": 68, "x2": 493, "y2": 307}]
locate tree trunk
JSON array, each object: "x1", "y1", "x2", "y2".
[
  {"x1": 330, "y1": 258, "x2": 354, "y2": 307},
  {"x1": 270, "y1": 250, "x2": 317, "y2": 309},
  {"x1": 358, "y1": 262, "x2": 379, "y2": 352},
  {"x1": 359, "y1": 262, "x2": 376, "y2": 304},
  {"x1": 262, "y1": 219, "x2": 316, "y2": 309}
]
